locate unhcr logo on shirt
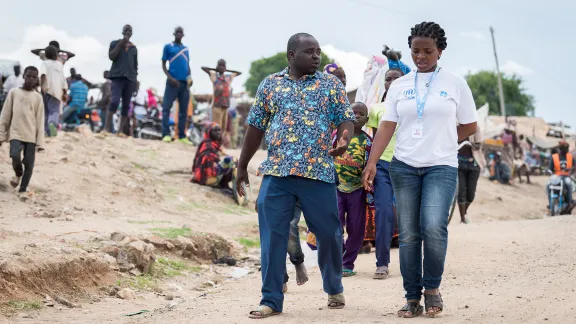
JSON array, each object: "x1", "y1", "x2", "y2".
[
  {"x1": 403, "y1": 88, "x2": 416, "y2": 100},
  {"x1": 440, "y1": 90, "x2": 448, "y2": 97}
]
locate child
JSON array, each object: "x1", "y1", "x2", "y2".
[
  {"x1": 333, "y1": 102, "x2": 372, "y2": 277},
  {"x1": 40, "y1": 45, "x2": 67, "y2": 137},
  {"x1": 0, "y1": 66, "x2": 45, "y2": 193}
]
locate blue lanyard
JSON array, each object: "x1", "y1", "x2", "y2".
[{"x1": 414, "y1": 66, "x2": 440, "y2": 121}]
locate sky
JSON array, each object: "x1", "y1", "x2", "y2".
[{"x1": 1, "y1": 0, "x2": 574, "y2": 127}]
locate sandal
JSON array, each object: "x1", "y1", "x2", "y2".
[
  {"x1": 248, "y1": 305, "x2": 281, "y2": 319},
  {"x1": 373, "y1": 266, "x2": 389, "y2": 280},
  {"x1": 327, "y1": 293, "x2": 345, "y2": 309},
  {"x1": 342, "y1": 269, "x2": 356, "y2": 277},
  {"x1": 397, "y1": 301, "x2": 423, "y2": 318},
  {"x1": 424, "y1": 293, "x2": 444, "y2": 317}
]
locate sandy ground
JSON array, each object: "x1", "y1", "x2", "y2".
[
  {"x1": 0, "y1": 131, "x2": 574, "y2": 324},
  {"x1": 125, "y1": 216, "x2": 576, "y2": 324}
]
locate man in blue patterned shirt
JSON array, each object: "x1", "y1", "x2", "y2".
[{"x1": 236, "y1": 33, "x2": 355, "y2": 319}]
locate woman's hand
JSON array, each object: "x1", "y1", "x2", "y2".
[{"x1": 362, "y1": 162, "x2": 377, "y2": 191}]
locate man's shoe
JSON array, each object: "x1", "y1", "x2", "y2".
[
  {"x1": 162, "y1": 136, "x2": 172, "y2": 143},
  {"x1": 178, "y1": 138, "x2": 193, "y2": 145}
]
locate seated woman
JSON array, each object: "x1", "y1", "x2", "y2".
[{"x1": 191, "y1": 123, "x2": 235, "y2": 189}]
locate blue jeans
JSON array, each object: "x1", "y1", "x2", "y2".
[
  {"x1": 162, "y1": 80, "x2": 190, "y2": 138},
  {"x1": 374, "y1": 160, "x2": 396, "y2": 267},
  {"x1": 109, "y1": 77, "x2": 135, "y2": 117},
  {"x1": 284, "y1": 201, "x2": 304, "y2": 284},
  {"x1": 389, "y1": 158, "x2": 457, "y2": 301},
  {"x1": 257, "y1": 176, "x2": 343, "y2": 312}
]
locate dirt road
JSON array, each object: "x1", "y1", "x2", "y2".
[{"x1": 123, "y1": 216, "x2": 575, "y2": 324}]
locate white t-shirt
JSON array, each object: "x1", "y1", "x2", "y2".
[
  {"x1": 382, "y1": 69, "x2": 477, "y2": 168},
  {"x1": 3, "y1": 74, "x2": 24, "y2": 93},
  {"x1": 40, "y1": 59, "x2": 67, "y2": 100}
]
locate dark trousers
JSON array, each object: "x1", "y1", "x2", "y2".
[
  {"x1": 457, "y1": 160, "x2": 481, "y2": 204},
  {"x1": 109, "y1": 78, "x2": 135, "y2": 118},
  {"x1": 162, "y1": 80, "x2": 190, "y2": 138},
  {"x1": 10, "y1": 140, "x2": 36, "y2": 192},
  {"x1": 283, "y1": 201, "x2": 304, "y2": 284},
  {"x1": 338, "y1": 188, "x2": 366, "y2": 271},
  {"x1": 373, "y1": 160, "x2": 397, "y2": 267},
  {"x1": 257, "y1": 176, "x2": 343, "y2": 312}
]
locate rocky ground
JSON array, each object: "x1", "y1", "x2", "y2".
[{"x1": 0, "y1": 129, "x2": 573, "y2": 324}]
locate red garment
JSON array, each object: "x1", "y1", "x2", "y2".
[
  {"x1": 191, "y1": 123, "x2": 221, "y2": 185},
  {"x1": 213, "y1": 74, "x2": 231, "y2": 108}
]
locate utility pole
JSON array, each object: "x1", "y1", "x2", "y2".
[{"x1": 490, "y1": 26, "x2": 506, "y2": 117}]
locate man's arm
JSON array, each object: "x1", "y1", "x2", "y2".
[
  {"x1": 35, "y1": 94, "x2": 45, "y2": 148},
  {"x1": 0, "y1": 91, "x2": 14, "y2": 142},
  {"x1": 201, "y1": 67, "x2": 217, "y2": 82},
  {"x1": 109, "y1": 40, "x2": 125, "y2": 61}
]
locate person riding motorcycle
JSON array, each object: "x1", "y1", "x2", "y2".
[{"x1": 547, "y1": 140, "x2": 574, "y2": 206}]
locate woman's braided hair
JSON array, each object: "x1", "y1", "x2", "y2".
[{"x1": 408, "y1": 22, "x2": 447, "y2": 50}]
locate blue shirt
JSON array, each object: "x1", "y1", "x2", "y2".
[
  {"x1": 246, "y1": 68, "x2": 355, "y2": 183},
  {"x1": 162, "y1": 42, "x2": 190, "y2": 81},
  {"x1": 69, "y1": 80, "x2": 88, "y2": 109},
  {"x1": 388, "y1": 59, "x2": 412, "y2": 75}
]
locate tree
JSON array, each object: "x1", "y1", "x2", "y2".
[
  {"x1": 244, "y1": 52, "x2": 333, "y2": 97},
  {"x1": 465, "y1": 71, "x2": 535, "y2": 116}
]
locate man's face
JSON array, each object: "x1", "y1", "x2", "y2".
[
  {"x1": 123, "y1": 25, "x2": 133, "y2": 39},
  {"x1": 14, "y1": 65, "x2": 21, "y2": 76},
  {"x1": 174, "y1": 28, "x2": 184, "y2": 42},
  {"x1": 70, "y1": 68, "x2": 76, "y2": 77},
  {"x1": 216, "y1": 60, "x2": 226, "y2": 73},
  {"x1": 23, "y1": 69, "x2": 38, "y2": 90},
  {"x1": 289, "y1": 36, "x2": 321, "y2": 75}
]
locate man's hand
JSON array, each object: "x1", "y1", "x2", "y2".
[
  {"x1": 168, "y1": 77, "x2": 180, "y2": 87},
  {"x1": 236, "y1": 167, "x2": 249, "y2": 197},
  {"x1": 328, "y1": 129, "x2": 350, "y2": 157},
  {"x1": 37, "y1": 147, "x2": 44, "y2": 153},
  {"x1": 187, "y1": 78, "x2": 193, "y2": 88}
]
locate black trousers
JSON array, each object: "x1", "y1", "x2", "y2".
[
  {"x1": 457, "y1": 160, "x2": 480, "y2": 204},
  {"x1": 10, "y1": 140, "x2": 36, "y2": 192}
]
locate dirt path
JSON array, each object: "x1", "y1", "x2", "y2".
[{"x1": 122, "y1": 216, "x2": 576, "y2": 324}]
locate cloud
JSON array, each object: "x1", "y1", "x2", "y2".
[
  {"x1": 459, "y1": 31, "x2": 486, "y2": 41},
  {"x1": 501, "y1": 60, "x2": 534, "y2": 76},
  {"x1": 321, "y1": 45, "x2": 369, "y2": 91},
  {"x1": 0, "y1": 25, "x2": 174, "y2": 97},
  {"x1": 456, "y1": 66, "x2": 480, "y2": 76}
]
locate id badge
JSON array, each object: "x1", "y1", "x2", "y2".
[{"x1": 412, "y1": 124, "x2": 423, "y2": 139}]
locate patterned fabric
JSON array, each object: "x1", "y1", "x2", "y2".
[
  {"x1": 246, "y1": 67, "x2": 355, "y2": 183},
  {"x1": 191, "y1": 123, "x2": 222, "y2": 185},
  {"x1": 323, "y1": 63, "x2": 341, "y2": 74},
  {"x1": 69, "y1": 80, "x2": 88, "y2": 109},
  {"x1": 334, "y1": 132, "x2": 370, "y2": 193},
  {"x1": 213, "y1": 74, "x2": 232, "y2": 108}
]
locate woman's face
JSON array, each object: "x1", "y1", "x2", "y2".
[
  {"x1": 210, "y1": 126, "x2": 222, "y2": 141},
  {"x1": 410, "y1": 37, "x2": 442, "y2": 72},
  {"x1": 331, "y1": 68, "x2": 347, "y2": 87},
  {"x1": 385, "y1": 70, "x2": 403, "y2": 91}
]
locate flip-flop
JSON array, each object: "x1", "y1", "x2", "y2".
[
  {"x1": 373, "y1": 266, "x2": 389, "y2": 280},
  {"x1": 398, "y1": 301, "x2": 423, "y2": 318},
  {"x1": 342, "y1": 269, "x2": 356, "y2": 277},
  {"x1": 327, "y1": 293, "x2": 345, "y2": 309},
  {"x1": 424, "y1": 293, "x2": 444, "y2": 317},
  {"x1": 248, "y1": 305, "x2": 281, "y2": 319}
]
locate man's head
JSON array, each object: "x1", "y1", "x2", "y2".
[
  {"x1": 122, "y1": 24, "x2": 133, "y2": 39},
  {"x1": 44, "y1": 45, "x2": 58, "y2": 60},
  {"x1": 70, "y1": 68, "x2": 77, "y2": 77},
  {"x1": 351, "y1": 102, "x2": 368, "y2": 131},
  {"x1": 49, "y1": 41, "x2": 60, "y2": 50},
  {"x1": 174, "y1": 26, "x2": 184, "y2": 43},
  {"x1": 75, "y1": 74, "x2": 83, "y2": 81},
  {"x1": 287, "y1": 33, "x2": 321, "y2": 76},
  {"x1": 216, "y1": 59, "x2": 226, "y2": 74},
  {"x1": 103, "y1": 70, "x2": 109, "y2": 79},
  {"x1": 14, "y1": 65, "x2": 21, "y2": 77},
  {"x1": 559, "y1": 140, "x2": 570, "y2": 155},
  {"x1": 22, "y1": 66, "x2": 39, "y2": 91}
]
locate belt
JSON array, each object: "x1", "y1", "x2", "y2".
[{"x1": 458, "y1": 156, "x2": 475, "y2": 163}]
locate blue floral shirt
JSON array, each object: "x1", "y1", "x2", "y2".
[{"x1": 246, "y1": 67, "x2": 355, "y2": 183}]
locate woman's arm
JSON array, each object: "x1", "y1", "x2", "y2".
[
  {"x1": 457, "y1": 122, "x2": 477, "y2": 142},
  {"x1": 367, "y1": 121, "x2": 396, "y2": 166}
]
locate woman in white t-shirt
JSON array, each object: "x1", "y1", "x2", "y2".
[{"x1": 362, "y1": 22, "x2": 478, "y2": 318}]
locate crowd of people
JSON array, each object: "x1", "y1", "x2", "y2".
[{"x1": 0, "y1": 18, "x2": 573, "y2": 321}]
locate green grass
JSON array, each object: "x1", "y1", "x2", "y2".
[
  {"x1": 176, "y1": 201, "x2": 206, "y2": 212},
  {"x1": 221, "y1": 205, "x2": 251, "y2": 215},
  {"x1": 5, "y1": 300, "x2": 43, "y2": 311},
  {"x1": 132, "y1": 162, "x2": 149, "y2": 170},
  {"x1": 127, "y1": 220, "x2": 172, "y2": 225},
  {"x1": 237, "y1": 237, "x2": 260, "y2": 251},
  {"x1": 117, "y1": 257, "x2": 202, "y2": 291},
  {"x1": 150, "y1": 227, "x2": 191, "y2": 239}
]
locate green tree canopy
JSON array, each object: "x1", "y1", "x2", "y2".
[
  {"x1": 244, "y1": 52, "x2": 332, "y2": 97},
  {"x1": 465, "y1": 71, "x2": 535, "y2": 116}
]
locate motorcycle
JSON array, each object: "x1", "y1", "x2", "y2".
[
  {"x1": 62, "y1": 107, "x2": 101, "y2": 132},
  {"x1": 547, "y1": 170, "x2": 574, "y2": 216},
  {"x1": 137, "y1": 106, "x2": 174, "y2": 140}
]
